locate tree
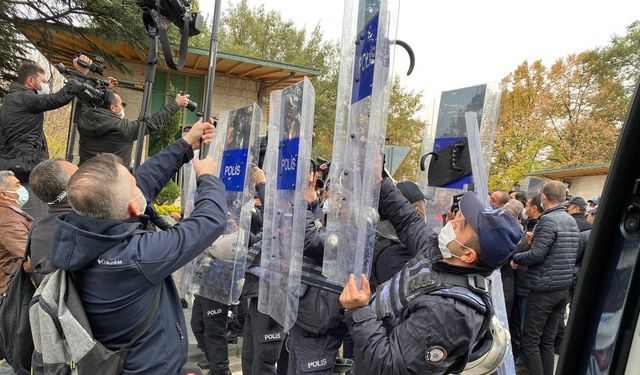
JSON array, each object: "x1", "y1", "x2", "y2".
[
  {"x1": 386, "y1": 77, "x2": 423, "y2": 181},
  {"x1": 489, "y1": 61, "x2": 551, "y2": 191},
  {"x1": 218, "y1": 0, "x2": 338, "y2": 160},
  {"x1": 0, "y1": 0, "x2": 148, "y2": 95},
  {"x1": 217, "y1": 0, "x2": 423, "y2": 173}
]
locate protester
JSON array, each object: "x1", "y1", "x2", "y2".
[
  {"x1": 511, "y1": 192, "x2": 543, "y2": 363},
  {"x1": 26, "y1": 159, "x2": 77, "y2": 286},
  {"x1": 587, "y1": 196, "x2": 600, "y2": 209},
  {"x1": 490, "y1": 190, "x2": 510, "y2": 209},
  {"x1": 509, "y1": 190, "x2": 528, "y2": 206},
  {"x1": 339, "y1": 178, "x2": 522, "y2": 374},
  {"x1": 0, "y1": 170, "x2": 33, "y2": 294},
  {"x1": 49, "y1": 118, "x2": 225, "y2": 374},
  {"x1": 0, "y1": 56, "x2": 92, "y2": 220},
  {"x1": 512, "y1": 181, "x2": 580, "y2": 375},
  {"x1": 587, "y1": 206, "x2": 598, "y2": 225},
  {"x1": 501, "y1": 199, "x2": 524, "y2": 323}
]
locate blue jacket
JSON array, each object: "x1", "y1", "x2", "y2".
[{"x1": 51, "y1": 140, "x2": 227, "y2": 374}]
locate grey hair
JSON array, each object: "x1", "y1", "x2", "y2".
[
  {"x1": 67, "y1": 154, "x2": 130, "y2": 220},
  {"x1": 30, "y1": 159, "x2": 68, "y2": 204},
  {"x1": 0, "y1": 170, "x2": 15, "y2": 190},
  {"x1": 503, "y1": 199, "x2": 524, "y2": 221}
]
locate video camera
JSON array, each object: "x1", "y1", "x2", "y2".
[
  {"x1": 75, "y1": 52, "x2": 106, "y2": 75},
  {"x1": 136, "y1": 0, "x2": 203, "y2": 36},
  {"x1": 57, "y1": 63, "x2": 113, "y2": 108}
]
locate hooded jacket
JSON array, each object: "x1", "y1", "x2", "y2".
[
  {"x1": 0, "y1": 83, "x2": 74, "y2": 180},
  {"x1": 78, "y1": 101, "x2": 179, "y2": 166},
  {"x1": 51, "y1": 139, "x2": 227, "y2": 374}
]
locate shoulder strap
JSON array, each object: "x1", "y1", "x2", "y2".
[{"x1": 120, "y1": 286, "x2": 162, "y2": 352}]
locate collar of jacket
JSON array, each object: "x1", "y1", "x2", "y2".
[
  {"x1": 433, "y1": 260, "x2": 493, "y2": 277},
  {"x1": 0, "y1": 202, "x2": 32, "y2": 220},
  {"x1": 8, "y1": 82, "x2": 35, "y2": 94},
  {"x1": 541, "y1": 204, "x2": 567, "y2": 216}
]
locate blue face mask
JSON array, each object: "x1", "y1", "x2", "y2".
[{"x1": 5, "y1": 186, "x2": 29, "y2": 207}]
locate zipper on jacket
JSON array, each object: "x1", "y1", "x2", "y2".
[{"x1": 176, "y1": 322, "x2": 184, "y2": 340}]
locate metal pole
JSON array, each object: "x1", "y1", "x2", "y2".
[
  {"x1": 65, "y1": 98, "x2": 78, "y2": 162},
  {"x1": 199, "y1": 0, "x2": 222, "y2": 159},
  {"x1": 133, "y1": 9, "x2": 159, "y2": 169}
]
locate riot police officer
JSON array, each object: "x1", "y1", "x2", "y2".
[{"x1": 339, "y1": 178, "x2": 522, "y2": 374}]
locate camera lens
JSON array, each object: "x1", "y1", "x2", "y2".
[{"x1": 186, "y1": 100, "x2": 198, "y2": 112}]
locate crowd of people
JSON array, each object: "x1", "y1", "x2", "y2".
[{"x1": 0, "y1": 57, "x2": 600, "y2": 375}]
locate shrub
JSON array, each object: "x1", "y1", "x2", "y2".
[{"x1": 155, "y1": 180, "x2": 180, "y2": 205}]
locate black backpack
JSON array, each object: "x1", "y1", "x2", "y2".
[{"x1": 0, "y1": 238, "x2": 36, "y2": 375}]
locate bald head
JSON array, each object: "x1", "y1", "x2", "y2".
[
  {"x1": 30, "y1": 159, "x2": 78, "y2": 204},
  {"x1": 68, "y1": 154, "x2": 144, "y2": 220}
]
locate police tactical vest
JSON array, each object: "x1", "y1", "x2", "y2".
[{"x1": 371, "y1": 254, "x2": 493, "y2": 328}]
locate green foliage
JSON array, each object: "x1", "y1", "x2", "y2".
[
  {"x1": 217, "y1": 0, "x2": 339, "y2": 161},
  {"x1": 155, "y1": 180, "x2": 180, "y2": 205},
  {"x1": 386, "y1": 77, "x2": 424, "y2": 181},
  {"x1": 155, "y1": 83, "x2": 184, "y2": 149},
  {"x1": 0, "y1": 0, "x2": 148, "y2": 92},
  {"x1": 216, "y1": 0, "x2": 423, "y2": 176}
]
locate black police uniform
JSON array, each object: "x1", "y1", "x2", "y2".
[
  {"x1": 344, "y1": 179, "x2": 495, "y2": 375},
  {"x1": 241, "y1": 182, "x2": 288, "y2": 375},
  {"x1": 286, "y1": 208, "x2": 348, "y2": 375},
  {"x1": 191, "y1": 295, "x2": 231, "y2": 375}
]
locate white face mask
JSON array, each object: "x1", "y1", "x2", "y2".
[
  {"x1": 130, "y1": 190, "x2": 147, "y2": 214},
  {"x1": 438, "y1": 222, "x2": 463, "y2": 259},
  {"x1": 522, "y1": 208, "x2": 528, "y2": 220},
  {"x1": 119, "y1": 109, "x2": 126, "y2": 119},
  {"x1": 37, "y1": 83, "x2": 50, "y2": 95}
]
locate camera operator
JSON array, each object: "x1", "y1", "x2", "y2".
[
  {"x1": 0, "y1": 55, "x2": 92, "y2": 220},
  {"x1": 78, "y1": 91, "x2": 191, "y2": 166}
]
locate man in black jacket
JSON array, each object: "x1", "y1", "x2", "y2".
[
  {"x1": 512, "y1": 181, "x2": 580, "y2": 375},
  {"x1": 0, "y1": 56, "x2": 92, "y2": 219},
  {"x1": 78, "y1": 91, "x2": 191, "y2": 166},
  {"x1": 339, "y1": 178, "x2": 522, "y2": 374},
  {"x1": 27, "y1": 159, "x2": 78, "y2": 285}
]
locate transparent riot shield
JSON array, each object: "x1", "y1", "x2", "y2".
[
  {"x1": 466, "y1": 107, "x2": 516, "y2": 375},
  {"x1": 419, "y1": 84, "x2": 501, "y2": 233},
  {"x1": 258, "y1": 78, "x2": 315, "y2": 331},
  {"x1": 176, "y1": 156, "x2": 198, "y2": 299},
  {"x1": 180, "y1": 104, "x2": 262, "y2": 305},
  {"x1": 419, "y1": 83, "x2": 512, "y2": 373},
  {"x1": 322, "y1": 0, "x2": 399, "y2": 285}
]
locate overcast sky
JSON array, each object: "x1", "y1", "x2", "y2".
[{"x1": 201, "y1": 0, "x2": 640, "y2": 119}]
